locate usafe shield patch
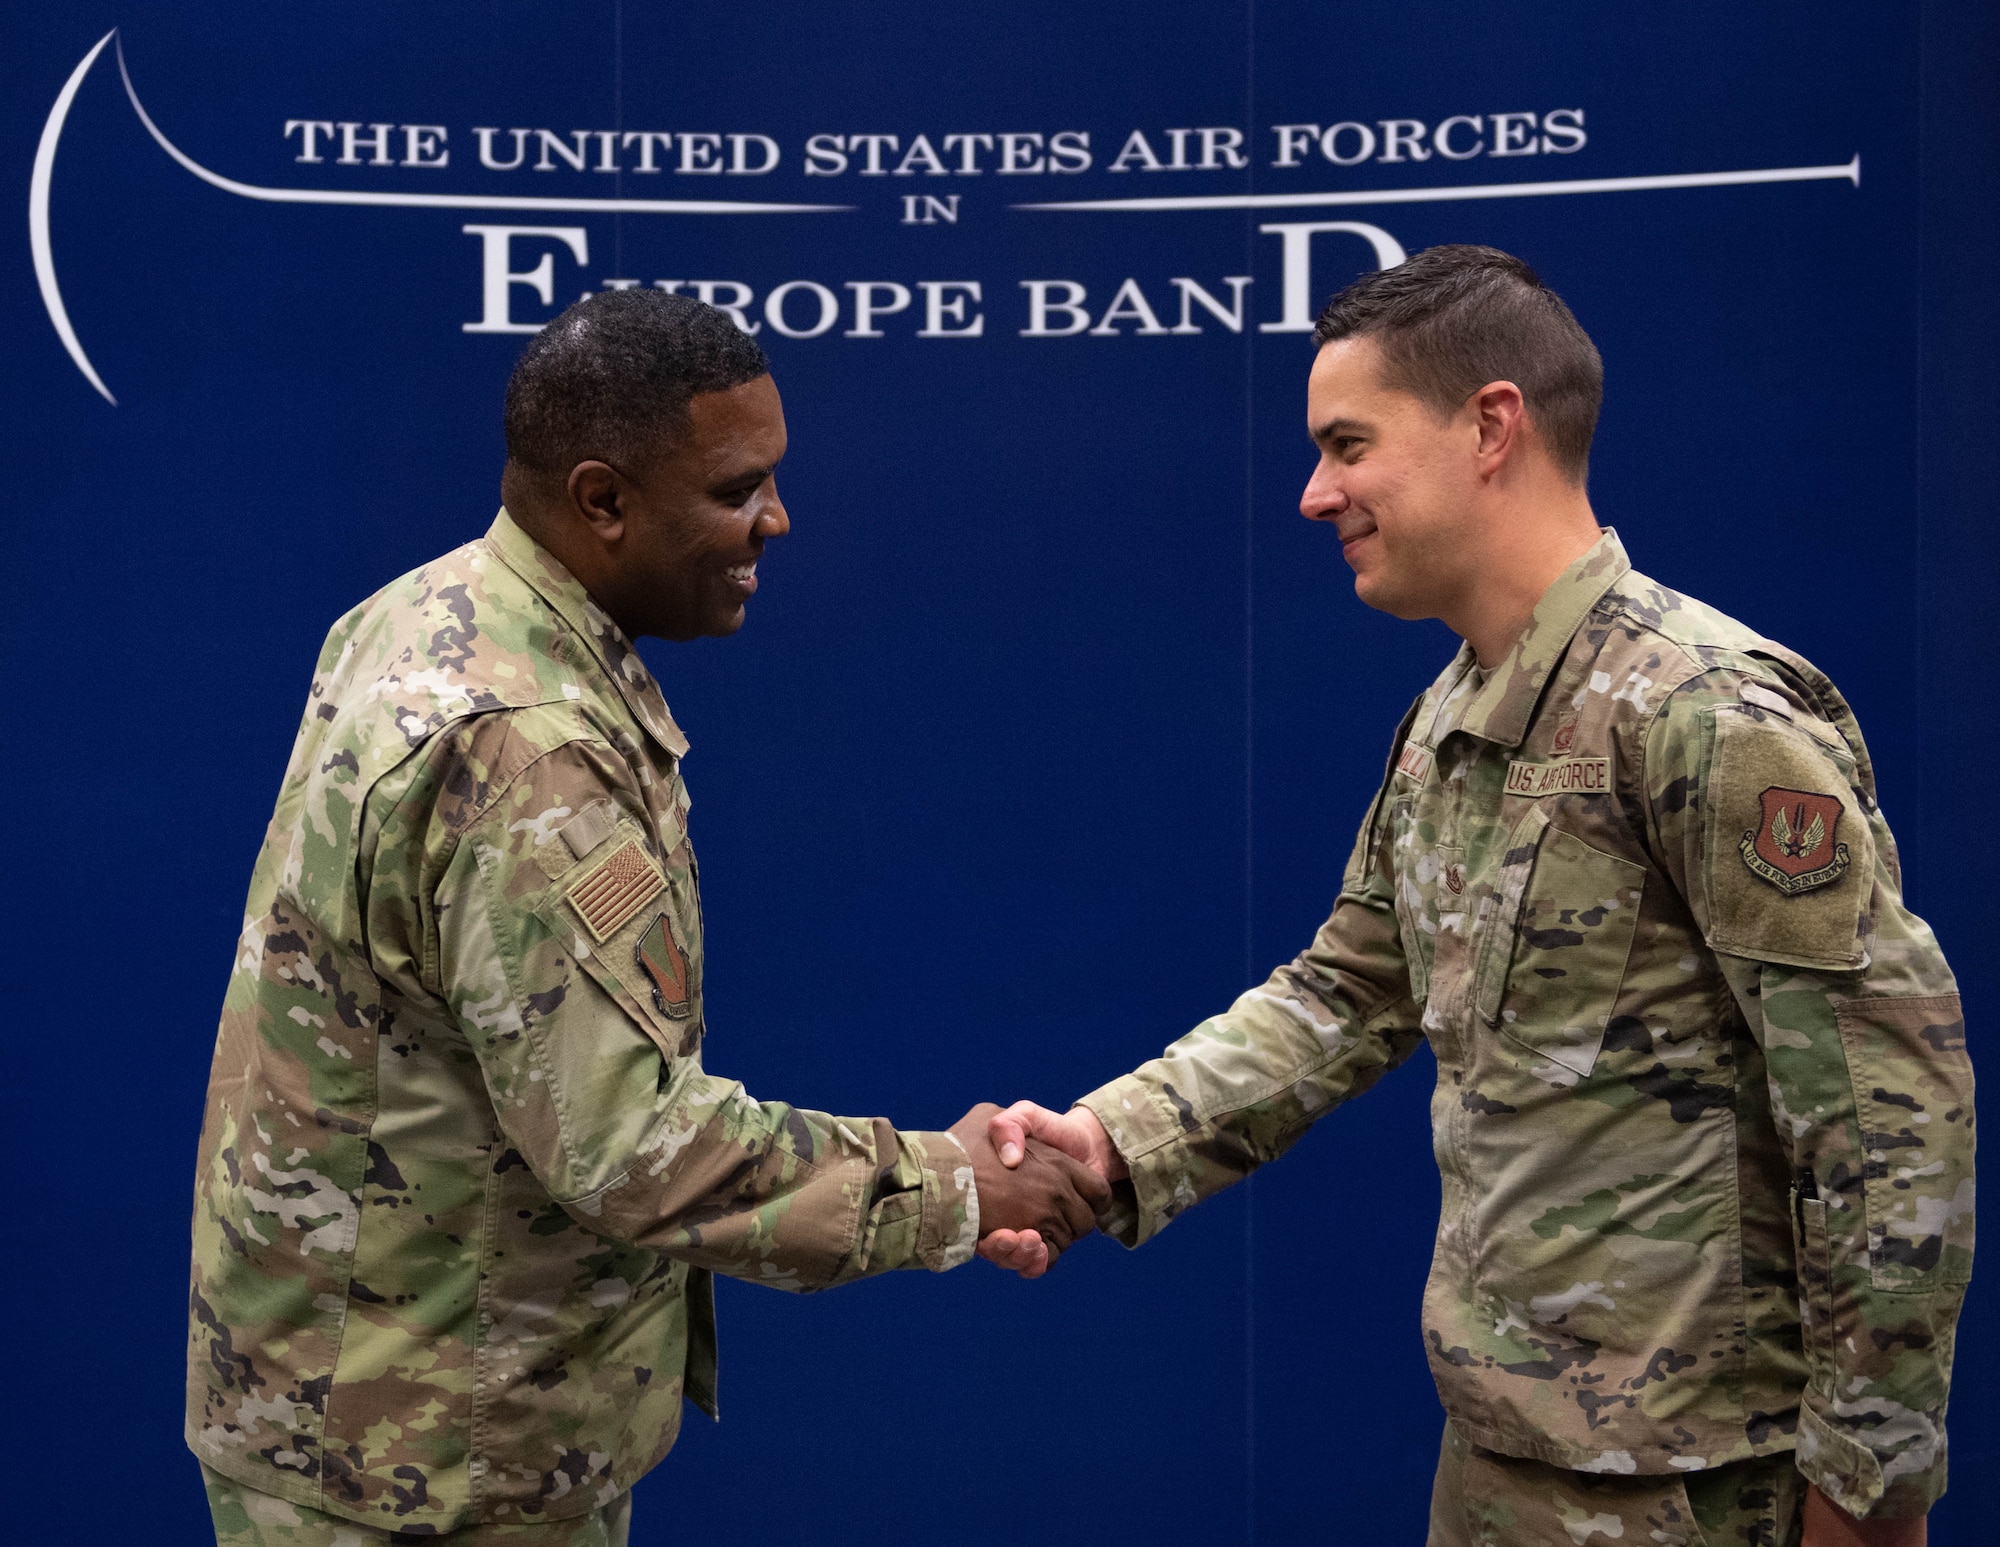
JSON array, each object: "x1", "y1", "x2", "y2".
[
  {"x1": 635, "y1": 911, "x2": 694, "y2": 1018},
  {"x1": 1504, "y1": 757, "x2": 1609, "y2": 797},
  {"x1": 567, "y1": 840, "x2": 666, "y2": 940},
  {"x1": 1397, "y1": 742, "x2": 1433, "y2": 783},
  {"x1": 1740, "y1": 785, "x2": 1851, "y2": 896}
]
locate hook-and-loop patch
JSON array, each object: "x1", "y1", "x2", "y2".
[
  {"x1": 1740, "y1": 785, "x2": 1852, "y2": 896},
  {"x1": 1704, "y1": 707, "x2": 1870, "y2": 970},
  {"x1": 566, "y1": 840, "x2": 666, "y2": 940}
]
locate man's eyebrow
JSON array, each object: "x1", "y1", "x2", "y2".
[{"x1": 1311, "y1": 416, "x2": 1372, "y2": 443}]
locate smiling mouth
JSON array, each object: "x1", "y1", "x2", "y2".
[{"x1": 724, "y1": 561, "x2": 758, "y2": 593}]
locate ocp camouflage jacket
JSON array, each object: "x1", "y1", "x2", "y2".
[
  {"x1": 187, "y1": 510, "x2": 977, "y2": 1533},
  {"x1": 1080, "y1": 531, "x2": 1972, "y2": 1518}
]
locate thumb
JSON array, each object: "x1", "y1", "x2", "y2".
[{"x1": 987, "y1": 1105, "x2": 1032, "y2": 1167}]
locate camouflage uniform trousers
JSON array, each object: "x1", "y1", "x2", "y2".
[
  {"x1": 202, "y1": 1468, "x2": 630, "y2": 1547},
  {"x1": 1427, "y1": 1423, "x2": 1803, "y2": 1547}
]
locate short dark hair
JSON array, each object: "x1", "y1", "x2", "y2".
[
  {"x1": 1313, "y1": 246, "x2": 1602, "y2": 483},
  {"x1": 503, "y1": 289, "x2": 769, "y2": 478}
]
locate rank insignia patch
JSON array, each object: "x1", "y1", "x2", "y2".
[
  {"x1": 635, "y1": 911, "x2": 694, "y2": 1019},
  {"x1": 1740, "y1": 785, "x2": 1852, "y2": 896}
]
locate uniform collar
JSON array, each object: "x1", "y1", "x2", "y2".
[
  {"x1": 1425, "y1": 528, "x2": 1630, "y2": 750},
  {"x1": 485, "y1": 508, "x2": 691, "y2": 761}
]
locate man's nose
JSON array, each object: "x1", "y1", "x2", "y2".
[
  {"x1": 1299, "y1": 459, "x2": 1347, "y2": 523},
  {"x1": 755, "y1": 481, "x2": 790, "y2": 538}
]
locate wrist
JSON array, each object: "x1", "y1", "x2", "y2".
[
  {"x1": 1070, "y1": 1104, "x2": 1128, "y2": 1181},
  {"x1": 1804, "y1": 1484, "x2": 1926, "y2": 1546}
]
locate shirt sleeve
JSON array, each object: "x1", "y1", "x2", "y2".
[
  {"x1": 432, "y1": 735, "x2": 977, "y2": 1289},
  {"x1": 1076, "y1": 720, "x2": 1425, "y2": 1247},
  {"x1": 1644, "y1": 671, "x2": 1973, "y2": 1519}
]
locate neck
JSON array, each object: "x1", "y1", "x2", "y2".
[
  {"x1": 502, "y1": 486, "x2": 638, "y2": 637},
  {"x1": 1443, "y1": 483, "x2": 1601, "y2": 668}
]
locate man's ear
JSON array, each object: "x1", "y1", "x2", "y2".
[
  {"x1": 566, "y1": 461, "x2": 627, "y2": 540},
  {"x1": 1470, "y1": 380, "x2": 1529, "y2": 473}
]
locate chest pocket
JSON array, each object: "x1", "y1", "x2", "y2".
[{"x1": 1472, "y1": 806, "x2": 1645, "y2": 1078}]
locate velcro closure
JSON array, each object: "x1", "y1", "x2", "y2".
[
  {"x1": 1738, "y1": 680, "x2": 1794, "y2": 718},
  {"x1": 1739, "y1": 678, "x2": 1846, "y2": 750},
  {"x1": 559, "y1": 800, "x2": 619, "y2": 859}
]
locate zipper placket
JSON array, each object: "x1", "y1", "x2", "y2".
[{"x1": 1444, "y1": 739, "x2": 1485, "y2": 1292}]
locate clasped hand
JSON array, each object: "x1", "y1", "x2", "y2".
[
  {"x1": 951, "y1": 1101, "x2": 1127, "y2": 1279},
  {"x1": 948, "y1": 1103, "x2": 1107, "y2": 1277}
]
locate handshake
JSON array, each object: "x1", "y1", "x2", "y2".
[{"x1": 946, "y1": 1100, "x2": 1134, "y2": 1280}]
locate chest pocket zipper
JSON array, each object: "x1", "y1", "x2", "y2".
[
  {"x1": 1470, "y1": 806, "x2": 1548, "y2": 1029},
  {"x1": 1387, "y1": 796, "x2": 1433, "y2": 1004},
  {"x1": 1472, "y1": 806, "x2": 1646, "y2": 1079}
]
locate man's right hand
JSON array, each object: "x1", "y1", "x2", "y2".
[
  {"x1": 988, "y1": 1101, "x2": 1127, "y2": 1181},
  {"x1": 977, "y1": 1102, "x2": 1128, "y2": 1277},
  {"x1": 949, "y1": 1104, "x2": 1110, "y2": 1279}
]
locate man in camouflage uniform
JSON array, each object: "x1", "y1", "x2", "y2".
[
  {"x1": 186, "y1": 291, "x2": 1106, "y2": 1544},
  {"x1": 986, "y1": 247, "x2": 1972, "y2": 1545}
]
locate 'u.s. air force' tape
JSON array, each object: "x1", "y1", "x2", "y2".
[{"x1": 1505, "y1": 757, "x2": 1609, "y2": 797}]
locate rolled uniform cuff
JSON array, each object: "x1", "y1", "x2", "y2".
[
  {"x1": 1075, "y1": 1077, "x2": 1197, "y2": 1248},
  {"x1": 905, "y1": 1130, "x2": 979, "y2": 1272},
  {"x1": 1795, "y1": 1398, "x2": 1948, "y2": 1520}
]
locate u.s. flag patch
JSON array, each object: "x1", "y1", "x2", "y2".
[{"x1": 566, "y1": 840, "x2": 665, "y2": 940}]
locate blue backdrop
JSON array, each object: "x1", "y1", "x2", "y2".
[{"x1": 4, "y1": 4, "x2": 1994, "y2": 1541}]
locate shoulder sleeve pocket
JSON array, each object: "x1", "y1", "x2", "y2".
[
  {"x1": 1703, "y1": 707, "x2": 1873, "y2": 970},
  {"x1": 531, "y1": 810, "x2": 703, "y2": 1061}
]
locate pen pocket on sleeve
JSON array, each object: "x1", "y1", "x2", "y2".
[
  {"x1": 1790, "y1": 1181, "x2": 1834, "y2": 1380},
  {"x1": 1834, "y1": 993, "x2": 1975, "y2": 1290}
]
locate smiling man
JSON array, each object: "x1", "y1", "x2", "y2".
[
  {"x1": 985, "y1": 247, "x2": 1972, "y2": 1546},
  {"x1": 186, "y1": 290, "x2": 1105, "y2": 1546}
]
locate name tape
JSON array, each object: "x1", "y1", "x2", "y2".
[
  {"x1": 1396, "y1": 743, "x2": 1433, "y2": 783},
  {"x1": 1505, "y1": 757, "x2": 1610, "y2": 798}
]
